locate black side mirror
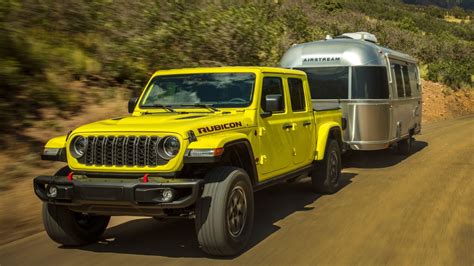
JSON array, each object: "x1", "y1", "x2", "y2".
[
  {"x1": 261, "y1": 94, "x2": 283, "y2": 118},
  {"x1": 128, "y1": 97, "x2": 138, "y2": 114}
]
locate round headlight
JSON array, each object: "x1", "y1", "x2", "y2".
[
  {"x1": 71, "y1": 136, "x2": 88, "y2": 159},
  {"x1": 157, "y1": 136, "x2": 180, "y2": 160}
]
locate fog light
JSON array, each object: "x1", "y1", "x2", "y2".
[
  {"x1": 162, "y1": 189, "x2": 174, "y2": 202},
  {"x1": 47, "y1": 186, "x2": 58, "y2": 198}
]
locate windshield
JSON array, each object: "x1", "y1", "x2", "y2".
[{"x1": 141, "y1": 73, "x2": 256, "y2": 108}]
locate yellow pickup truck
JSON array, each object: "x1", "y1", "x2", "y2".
[{"x1": 34, "y1": 67, "x2": 343, "y2": 256}]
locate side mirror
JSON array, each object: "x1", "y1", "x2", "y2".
[
  {"x1": 261, "y1": 94, "x2": 283, "y2": 118},
  {"x1": 128, "y1": 97, "x2": 138, "y2": 114}
]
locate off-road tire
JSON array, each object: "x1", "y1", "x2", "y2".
[
  {"x1": 195, "y1": 167, "x2": 254, "y2": 256},
  {"x1": 43, "y1": 203, "x2": 110, "y2": 246},
  {"x1": 311, "y1": 139, "x2": 342, "y2": 194},
  {"x1": 397, "y1": 136, "x2": 413, "y2": 156},
  {"x1": 42, "y1": 166, "x2": 110, "y2": 246}
]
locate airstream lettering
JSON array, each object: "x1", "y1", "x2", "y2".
[
  {"x1": 281, "y1": 32, "x2": 422, "y2": 153},
  {"x1": 303, "y1": 56, "x2": 341, "y2": 63}
]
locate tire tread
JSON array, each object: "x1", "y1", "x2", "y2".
[
  {"x1": 311, "y1": 139, "x2": 341, "y2": 194},
  {"x1": 195, "y1": 166, "x2": 254, "y2": 256}
]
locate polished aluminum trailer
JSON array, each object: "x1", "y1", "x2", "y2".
[{"x1": 281, "y1": 32, "x2": 422, "y2": 151}]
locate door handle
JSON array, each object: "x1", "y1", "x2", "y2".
[
  {"x1": 282, "y1": 123, "x2": 293, "y2": 130},
  {"x1": 303, "y1": 121, "x2": 311, "y2": 126}
]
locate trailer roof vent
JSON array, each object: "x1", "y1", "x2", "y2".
[{"x1": 335, "y1": 32, "x2": 378, "y2": 43}]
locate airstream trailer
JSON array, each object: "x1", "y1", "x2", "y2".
[{"x1": 280, "y1": 32, "x2": 422, "y2": 153}]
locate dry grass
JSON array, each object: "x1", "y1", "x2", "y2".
[{"x1": 443, "y1": 15, "x2": 471, "y2": 24}]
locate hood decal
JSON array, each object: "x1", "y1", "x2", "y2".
[{"x1": 197, "y1": 121, "x2": 243, "y2": 134}]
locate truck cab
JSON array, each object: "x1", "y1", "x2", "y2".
[{"x1": 34, "y1": 67, "x2": 343, "y2": 256}]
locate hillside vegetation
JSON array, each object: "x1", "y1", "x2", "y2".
[{"x1": 0, "y1": 0, "x2": 473, "y2": 136}]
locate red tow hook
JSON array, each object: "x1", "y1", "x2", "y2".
[
  {"x1": 67, "y1": 172, "x2": 74, "y2": 181},
  {"x1": 143, "y1": 174, "x2": 149, "y2": 183}
]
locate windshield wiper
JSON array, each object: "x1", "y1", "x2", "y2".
[
  {"x1": 141, "y1": 104, "x2": 177, "y2": 113},
  {"x1": 176, "y1": 104, "x2": 220, "y2": 112}
]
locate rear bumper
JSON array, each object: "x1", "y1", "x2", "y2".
[{"x1": 33, "y1": 175, "x2": 203, "y2": 215}]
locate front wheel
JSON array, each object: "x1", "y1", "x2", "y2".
[
  {"x1": 43, "y1": 203, "x2": 110, "y2": 246},
  {"x1": 195, "y1": 167, "x2": 254, "y2": 256},
  {"x1": 311, "y1": 139, "x2": 342, "y2": 194}
]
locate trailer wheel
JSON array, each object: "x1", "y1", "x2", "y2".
[
  {"x1": 311, "y1": 139, "x2": 341, "y2": 194},
  {"x1": 397, "y1": 136, "x2": 413, "y2": 155},
  {"x1": 195, "y1": 167, "x2": 254, "y2": 256},
  {"x1": 43, "y1": 203, "x2": 110, "y2": 246}
]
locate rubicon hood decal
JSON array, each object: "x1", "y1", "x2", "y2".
[{"x1": 197, "y1": 121, "x2": 243, "y2": 134}]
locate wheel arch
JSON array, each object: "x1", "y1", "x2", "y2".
[
  {"x1": 182, "y1": 137, "x2": 258, "y2": 187},
  {"x1": 221, "y1": 139, "x2": 258, "y2": 187},
  {"x1": 316, "y1": 123, "x2": 343, "y2": 160}
]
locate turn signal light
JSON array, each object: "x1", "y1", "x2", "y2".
[{"x1": 186, "y1": 148, "x2": 224, "y2": 157}]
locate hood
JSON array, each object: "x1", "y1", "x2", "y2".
[{"x1": 71, "y1": 111, "x2": 252, "y2": 137}]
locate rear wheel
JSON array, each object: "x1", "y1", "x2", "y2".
[
  {"x1": 397, "y1": 135, "x2": 413, "y2": 155},
  {"x1": 311, "y1": 139, "x2": 342, "y2": 194},
  {"x1": 43, "y1": 203, "x2": 110, "y2": 246},
  {"x1": 195, "y1": 167, "x2": 254, "y2": 256}
]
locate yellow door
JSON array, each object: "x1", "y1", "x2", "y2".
[
  {"x1": 257, "y1": 76, "x2": 293, "y2": 180},
  {"x1": 286, "y1": 77, "x2": 315, "y2": 166}
]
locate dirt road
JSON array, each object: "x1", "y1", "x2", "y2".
[{"x1": 1, "y1": 116, "x2": 473, "y2": 265}]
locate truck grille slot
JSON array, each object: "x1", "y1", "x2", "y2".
[{"x1": 83, "y1": 136, "x2": 166, "y2": 167}]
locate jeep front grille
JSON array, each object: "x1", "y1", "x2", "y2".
[{"x1": 82, "y1": 136, "x2": 167, "y2": 167}]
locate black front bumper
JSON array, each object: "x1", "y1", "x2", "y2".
[{"x1": 33, "y1": 175, "x2": 203, "y2": 215}]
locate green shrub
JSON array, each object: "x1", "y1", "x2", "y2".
[{"x1": 428, "y1": 60, "x2": 473, "y2": 89}]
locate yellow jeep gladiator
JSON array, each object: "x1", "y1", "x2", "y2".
[{"x1": 34, "y1": 67, "x2": 343, "y2": 256}]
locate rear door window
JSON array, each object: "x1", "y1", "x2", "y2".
[
  {"x1": 296, "y1": 67, "x2": 349, "y2": 99},
  {"x1": 351, "y1": 66, "x2": 389, "y2": 99},
  {"x1": 288, "y1": 78, "x2": 306, "y2": 112}
]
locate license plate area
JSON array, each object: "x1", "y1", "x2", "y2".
[{"x1": 79, "y1": 186, "x2": 124, "y2": 201}]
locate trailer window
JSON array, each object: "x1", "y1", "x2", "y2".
[
  {"x1": 407, "y1": 64, "x2": 420, "y2": 96},
  {"x1": 296, "y1": 67, "x2": 348, "y2": 99},
  {"x1": 393, "y1": 64, "x2": 405, "y2": 97},
  {"x1": 402, "y1": 66, "x2": 412, "y2": 97},
  {"x1": 351, "y1": 66, "x2": 389, "y2": 99},
  {"x1": 288, "y1": 78, "x2": 306, "y2": 112}
]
